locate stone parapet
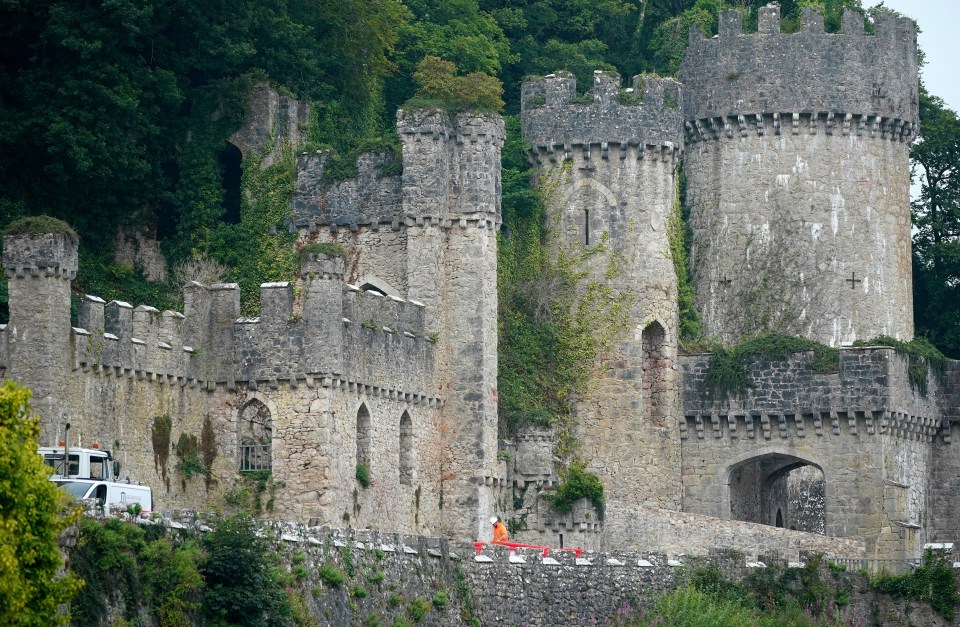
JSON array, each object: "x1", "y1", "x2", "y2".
[
  {"x1": 679, "y1": 347, "x2": 942, "y2": 428},
  {"x1": 2, "y1": 232, "x2": 78, "y2": 280},
  {"x1": 521, "y1": 71, "x2": 683, "y2": 157},
  {"x1": 680, "y1": 7, "x2": 918, "y2": 138}
]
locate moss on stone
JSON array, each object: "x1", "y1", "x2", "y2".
[{"x1": 3, "y1": 215, "x2": 78, "y2": 242}]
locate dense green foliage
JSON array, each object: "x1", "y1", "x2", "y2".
[
  {"x1": 911, "y1": 88, "x2": 960, "y2": 358},
  {"x1": 70, "y1": 515, "x2": 299, "y2": 626},
  {"x1": 70, "y1": 517, "x2": 203, "y2": 625},
  {"x1": 542, "y1": 462, "x2": 605, "y2": 518},
  {"x1": 625, "y1": 558, "x2": 856, "y2": 626},
  {"x1": 0, "y1": 381, "x2": 80, "y2": 625},
  {"x1": 203, "y1": 516, "x2": 292, "y2": 625},
  {"x1": 704, "y1": 334, "x2": 841, "y2": 400},
  {"x1": 870, "y1": 550, "x2": 959, "y2": 620},
  {"x1": 497, "y1": 117, "x2": 631, "y2": 453}
]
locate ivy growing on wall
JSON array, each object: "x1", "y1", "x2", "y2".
[
  {"x1": 670, "y1": 168, "x2": 703, "y2": 344},
  {"x1": 151, "y1": 415, "x2": 172, "y2": 492},
  {"x1": 497, "y1": 116, "x2": 631, "y2": 464},
  {"x1": 208, "y1": 142, "x2": 299, "y2": 315}
]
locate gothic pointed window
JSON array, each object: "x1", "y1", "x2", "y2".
[{"x1": 239, "y1": 399, "x2": 272, "y2": 471}]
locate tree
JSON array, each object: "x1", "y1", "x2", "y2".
[
  {"x1": 911, "y1": 87, "x2": 960, "y2": 357},
  {"x1": 202, "y1": 516, "x2": 290, "y2": 626},
  {"x1": 0, "y1": 381, "x2": 81, "y2": 625}
]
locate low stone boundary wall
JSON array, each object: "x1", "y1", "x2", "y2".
[
  {"x1": 602, "y1": 503, "x2": 865, "y2": 559},
  {"x1": 129, "y1": 513, "x2": 860, "y2": 625}
]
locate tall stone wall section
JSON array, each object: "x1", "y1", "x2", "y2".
[
  {"x1": 680, "y1": 7, "x2": 918, "y2": 345},
  {"x1": 679, "y1": 347, "x2": 945, "y2": 558},
  {"x1": 2, "y1": 232, "x2": 78, "y2": 442},
  {"x1": 0, "y1": 231, "x2": 451, "y2": 535},
  {"x1": 292, "y1": 109, "x2": 505, "y2": 542},
  {"x1": 520, "y1": 72, "x2": 684, "y2": 509}
]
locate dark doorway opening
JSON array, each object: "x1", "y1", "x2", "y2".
[{"x1": 219, "y1": 143, "x2": 243, "y2": 224}]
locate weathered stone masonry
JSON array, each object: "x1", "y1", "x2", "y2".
[
  {"x1": 520, "y1": 71, "x2": 684, "y2": 511},
  {"x1": 7, "y1": 5, "x2": 960, "y2": 581},
  {"x1": 680, "y1": 7, "x2": 917, "y2": 346},
  {"x1": 680, "y1": 347, "x2": 947, "y2": 559}
]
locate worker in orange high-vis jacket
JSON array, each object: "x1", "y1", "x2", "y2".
[{"x1": 491, "y1": 516, "x2": 509, "y2": 543}]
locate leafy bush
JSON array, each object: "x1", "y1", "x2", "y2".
[
  {"x1": 351, "y1": 585, "x2": 369, "y2": 599},
  {"x1": 71, "y1": 518, "x2": 202, "y2": 626},
  {"x1": 202, "y1": 516, "x2": 291, "y2": 625},
  {"x1": 543, "y1": 462, "x2": 604, "y2": 519},
  {"x1": 319, "y1": 565, "x2": 346, "y2": 588},
  {"x1": 871, "y1": 550, "x2": 959, "y2": 620},
  {"x1": 431, "y1": 590, "x2": 448, "y2": 608},
  {"x1": 408, "y1": 597, "x2": 431, "y2": 622},
  {"x1": 407, "y1": 56, "x2": 503, "y2": 114},
  {"x1": 0, "y1": 381, "x2": 81, "y2": 625}
]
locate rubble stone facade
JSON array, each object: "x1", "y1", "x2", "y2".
[{"x1": 4, "y1": 6, "x2": 955, "y2": 563}]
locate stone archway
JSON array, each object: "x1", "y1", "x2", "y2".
[{"x1": 725, "y1": 452, "x2": 825, "y2": 533}]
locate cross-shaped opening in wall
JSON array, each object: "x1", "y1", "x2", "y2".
[{"x1": 846, "y1": 272, "x2": 862, "y2": 290}]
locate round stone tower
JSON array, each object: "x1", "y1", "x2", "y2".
[
  {"x1": 680, "y1": 6, "x2": 918, "y2": 345},
  {"x1": 521, "y1": 71, "x2": 684, "y2": 509}
]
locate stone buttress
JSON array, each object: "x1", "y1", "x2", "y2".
[
  {"x1": 521, "y1": 71, "x2": 684, "y2": 510},
  {"x1": 680, "y1": 7, "x2": 918, "y2": 345}
]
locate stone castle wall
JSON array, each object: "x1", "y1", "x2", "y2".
[
  {"x1": 520, "y1": 72, "x2": 683, "y2": 510},
  {"x1": 680, "y1": 7, "x2": 918, "y2": 345},
  {"x1": 288, "y1": 109, "x2": 506, "y2": 541},
  {"x1": 679, "y1": 347, "x2": 945, "y2": 558}
]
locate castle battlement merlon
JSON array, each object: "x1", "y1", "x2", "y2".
[
  {"x1": 72, "y1": 295, "x2": 194, "y2": 377},
  {"x1": 681, "y1": 7, "x2": 918, "y2": 135},
  {"x1": 521, "y1": 72, "x2": 683, "y2": 161}
]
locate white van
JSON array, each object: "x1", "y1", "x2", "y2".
[{"x1": 41, "y1": 446, "x2": 153, "y2": 514}]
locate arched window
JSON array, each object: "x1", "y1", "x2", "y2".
[
  {"x1": 399, "y1": 412, "x2": 413, "y2": 486},
  {"x1": 356, "y1": 404, "x2": 371, "y2": 471},
  {"x1": 239, "y1": 399, "x2": 272, "y2": 472},
  {"x1": 641, "y1": 321, "x2": 669, "y2": 426}
]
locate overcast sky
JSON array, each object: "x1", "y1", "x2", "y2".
[{"x1": 880, "y1": 0, "x2": 958, "y2": 111}]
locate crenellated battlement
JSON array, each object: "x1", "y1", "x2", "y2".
[
  {"x1": 680, "y1": 7, "x2": 918, "y2": 139},
  {"x1": 520, "y1": 71, "x2": 683, "y2": 162},
  {"x1": 2, "y1": 232, "x2": 78, "y2": 280},
  {"x1": 290, "y1": 108, "x2": 504, "y2": 235}
]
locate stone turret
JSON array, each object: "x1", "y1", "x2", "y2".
[
  {"x1": 521, "y1": 71, "x2": 684, "y2": 511},
  {"x1": 2, "y1": 226, "x2": 78, "y2": 443},
  {"x1": 680, "y1": 6, "x2": 918, "y2": 345},
  {"x1": 399, "y1": 108, "x2": 505, "y2": 541}
]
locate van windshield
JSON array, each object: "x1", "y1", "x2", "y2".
[{"x1": 54, "y1": 481, "x2": 93, "y2": 499}]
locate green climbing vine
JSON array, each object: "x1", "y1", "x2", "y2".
[
  {"x1": 670, "y1": 167, "x2": 703, "y2": 343},
  {"x1": 497, "y1": 115, "x2": 632, "y2": 467},
  {"x1": 208, "y1": 141, "x2": 299, "y2": 315}
]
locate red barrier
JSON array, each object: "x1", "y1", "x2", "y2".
[{"x1": 474, "y1": 540, "x2": 581, "y2": 559}]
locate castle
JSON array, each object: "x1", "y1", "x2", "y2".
[{"x1": 4, "y1": 6, "x2": 955, "y2": 561}]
